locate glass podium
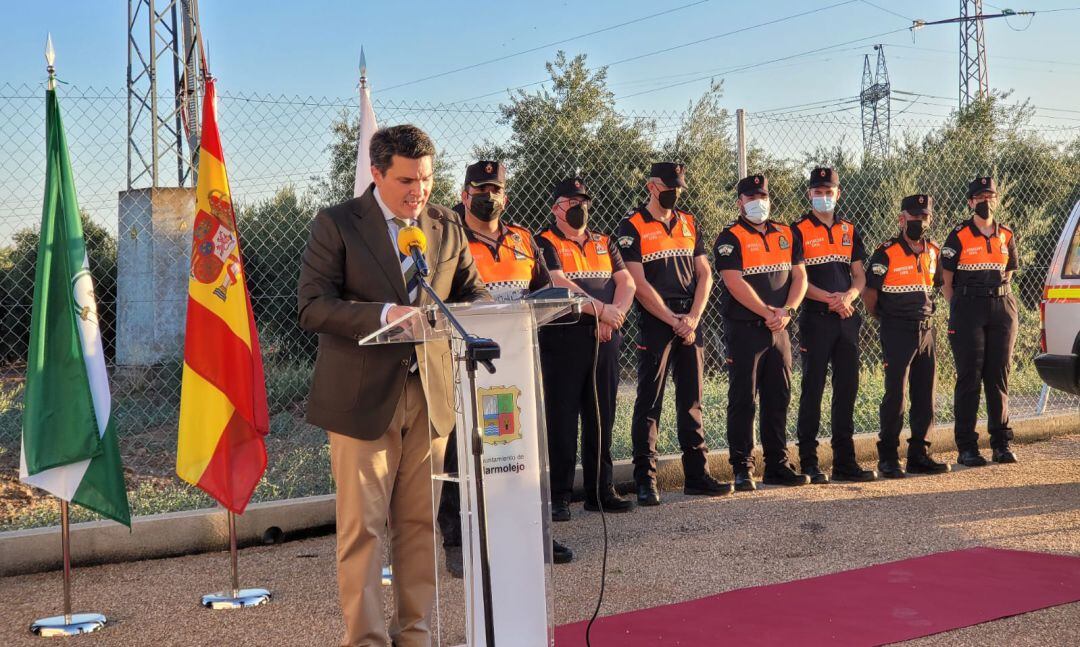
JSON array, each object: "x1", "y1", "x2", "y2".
[{"x1": 358, "y1": 298, "x2": 578, "y2": 647}]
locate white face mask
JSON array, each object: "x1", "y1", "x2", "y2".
[
  {"x1": 743, "y1": 198, "x2": 770, "y2": 224},
  {"x1": 811, "y1": 195, "x2": 836, "y2": 213}
]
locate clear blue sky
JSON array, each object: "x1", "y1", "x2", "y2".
[{"x1": 4, "y1": 0, "x2": 1079, "y2": 123}]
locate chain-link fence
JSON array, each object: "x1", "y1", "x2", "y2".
[{"x1": 1, "y1": 81, "x2": 1078, "y2": 530}]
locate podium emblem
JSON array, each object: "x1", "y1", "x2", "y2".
[{"x1": 478, "y1": 386, "x2": 522, "y2": 445}]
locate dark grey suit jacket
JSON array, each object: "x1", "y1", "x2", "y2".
[{"x1": 297, "y1": 185, "x2": 489, "y2": 439}]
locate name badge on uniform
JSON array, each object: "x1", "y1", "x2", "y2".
[
  {"x1": 681, "y1": 221, "x2": 691, "y2": 238},
  {"x1": 842, "y1": 233, "x2": 851, "y2": 247},
  {"x1": 778, "y1": 235, "x2": 789, "y2": 250},
  {"x1": 510, "y1": 232, "x2": 526, "y2": 260},
  {"x1": 596, "y1": 242, "x2": 608, "y2": 255}
]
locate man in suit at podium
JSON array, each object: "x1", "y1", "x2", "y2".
[{"x1": 298, "y1": 124, "x2": 489, "y2": 647}]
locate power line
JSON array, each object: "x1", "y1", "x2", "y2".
[
  {"x1": 450, "y1": 0, "x2": 860, "y2": 104},
  {"x1": 615, "y1": 26, "x2": 910, "y2": 100},
  {"x1": 858, "y1": 0, "x2": 911, "y2": 22},
  {"x1": 378, "y1": 0, "x2": 714, "y2": 93}
]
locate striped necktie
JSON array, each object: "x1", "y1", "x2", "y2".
[{"x1": 393, "y1": 217, "x2": 421, "y2": 303}]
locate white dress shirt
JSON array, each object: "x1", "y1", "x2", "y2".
[{"x1": 374, "y1": 187, "x2": 415, "y2": 326}]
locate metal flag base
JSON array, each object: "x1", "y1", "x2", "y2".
[
  {"x1": 30, "y1": 613, "x2": 107, "y2": 637},
  {"x1": 201, "y1": 589, "x2": 272, "y2": 610},
  {"x1": 201, "y1": 510, "x2": 271, "y2": 610}
]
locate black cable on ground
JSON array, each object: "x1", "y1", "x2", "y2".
[{"x1": 585, "y1": 320, "x2": 607, "y2": 647}]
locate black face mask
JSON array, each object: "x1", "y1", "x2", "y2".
[
  {"x1": 565, "y1": 204, "x2": 589, "y2": 229},
  {"x1": 469, "y1": 193, "x2": 504, "y2": 222},
  {"x1": 658, "y1": 188, "x2": 679, "y2": 210},
  {"x1": 905, "y1": 219, "x2": 925, "y2": 241},
  {"x1": 974, "y1": 201, "x2": 992, "y2": 220}
]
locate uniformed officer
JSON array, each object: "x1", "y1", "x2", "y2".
[
  {"x1": 791, "y1": 168, "x2": 877, "y2": 483},
  {"x1": 439, "y1": 160, "x2": 573, "y2": 573},
  {"x1": 863, "y1": 194, "x2": 952, "y2": 478},
  {"x1": 617, "y1": 162, "x2": 731, "y2": 506},
  {"x1": 715, "y1": 174, "x2": 811, "y2": 491},
  {"x1": 942, "y1": 177, "x2": 1020, "y2": 466},
  {"x1": 538, "y1": 177, "x2": 637, "y2": 521}
]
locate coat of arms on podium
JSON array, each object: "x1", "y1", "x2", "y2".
[{"x1": 478, "y1": 386, "x2": 522, "y2": 445}]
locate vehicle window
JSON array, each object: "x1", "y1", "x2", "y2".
[{"x1": 1065, "y1": 217, "x2": 1080, "y2": 278}]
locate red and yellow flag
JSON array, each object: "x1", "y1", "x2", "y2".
[{"x1": 177, "y1": 77, "x2": 269, "y2": 514}]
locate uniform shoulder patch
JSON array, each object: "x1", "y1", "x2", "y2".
[
  {"x1": 954, "y1": 224, "x2": 964, "y2": 232},
  {"x1": 941, "y1": 246, "x2": 957, "y2": 258},
  {"x1": 617, "y1": 235, "x2": 635, "y2": 249},
  {"x1": 871, "y1": 263, "x2": 888, "y2": 276},
  {"x1": 716, "y1": 243, "x2": 735, "y2": 256}
]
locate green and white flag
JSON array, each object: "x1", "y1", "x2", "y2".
[{"x1": 19, "y1": 84, "x2": 130, "y2": 527}]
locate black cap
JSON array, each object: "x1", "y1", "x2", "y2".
[
  {"x1": 968, "y1": 176, "x2": 996, "y2": 198},
  {"x1": 901, "y1": 194, "x2": 933, "y2": 216},
  {"x1": 649, "y1": 162, "x2": 688, "y2": 188},
  {"x1": 809, "y1": 167, "x2": 839, "y2": 188},
  {"x1": 552, "y1": 177, "x2": 591, "y2": 201},
  {"x1": 736, "y1": 174, "x2": 769, "y2": 197},
  {"x1": 464, "y1": 160, "x2": 505, "y2": 188}
]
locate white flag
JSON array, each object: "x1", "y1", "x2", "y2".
[{"x1": 353, "y1": 67, "x2": 379, "y2": 197}]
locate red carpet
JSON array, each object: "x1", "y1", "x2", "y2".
[{"x1": 555, "y1": 547, "x2": 1080, "y2": 646}]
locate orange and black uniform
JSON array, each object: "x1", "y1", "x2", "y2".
[
  {"x1": 942, "y1": 219, "x2": 1019, "y2": 453},
  {"x1": 616, "y1": 206, "x2": 709, "y2": 484},
  {"x1": 713, "y1": 219, "x2": 804, "y2": 471},
  {"x1": 790, "y1": 213, "x2": 867, "y2": 469},
  {"x1": 438, "y1": 210, "x2": 549, "y2": 547},
  {"x1": 536, "y1": 226, "x2": 625, "y2": 503},
  {"x1": 464, "y1": 222, "x2": 550, "y2": 302},
  {"x1": 865, "y1": 237, "x2": 943, "y2": 460}
]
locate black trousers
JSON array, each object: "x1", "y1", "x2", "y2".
[
  {"x1": 630, "y1": 311, "x2": 706, "y2": 484},
  {"x1": 877, "y1": 319, "x2": 936, "y2": 460},
  {"x1": 539, "y1": 325, "x2": 621, "y2": 504},
  {"x1": 725, "y1": 318, "x2": 793, "y2": 471},
  {"x1": 948, "y1": 294, "x2": 1019, "y2": 452},
  {"x1": 796, "y1": 310, "x2": 861, "y2": 467},
  {"x1": 437, "y1": 429, "x2": 460, "y2": 547}
]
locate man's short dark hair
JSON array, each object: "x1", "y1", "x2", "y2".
[{"x1": 369, "y1": 125, "x2": 436, "y2": 174}]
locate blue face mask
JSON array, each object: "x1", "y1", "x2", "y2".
[{"x1": 811, "y1": 195, "x2": 836, "y2": 213}]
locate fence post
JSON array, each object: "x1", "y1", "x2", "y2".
[{"x1": 736, "y1": 108, "x2": 747, "y2": 179}]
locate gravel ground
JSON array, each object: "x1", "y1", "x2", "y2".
[{"x1": 2, "y1": 435, "x2": 1078, "y2": 646}]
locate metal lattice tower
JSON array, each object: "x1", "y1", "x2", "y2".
[
  {"x1": 959, "y1": 0, "x2": 989, "y2": 109},
  {"x1": 126, "y1": 0, "x2": 203, "y2": 189},
  {"x1": 860, "y1": 44, "x2": 890, "y2": 159}
]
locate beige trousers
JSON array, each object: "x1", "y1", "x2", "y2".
[{"x1": 329, "y1": 375, "x2": 448, "y2": 647}]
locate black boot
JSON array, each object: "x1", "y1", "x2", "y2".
[
  {"x1": 763, "y1": 463, "x2": 811, "y2": 486},
  {"x1": 636, "y1": 481, "x2": 660, "y2": 506},
  {"x1": 585, "y1": 488, "x2": 636, "y2": 512},
  {"x1": 992, "y1": 447, "x2": 1018, "y2": 464},
  {"x1": 552, "y1": 539, "x2": 574, "y2": 564},
  {"x1": 733, "y1": 469, "x2": 757, "y2": 492},
  {"x1": 878, "y1": 458, "x2": 905, "y2": 479},
  {"x1": 956, "y1": 449, "x2": 988, "y2": 468},
  {"x1": 684, "y1": 473, "x2": 734, "y2": 496},
  {"x1": 832, "y1": 462, "x2": 877, "y2": 482},
  {"x1": 551, "y1": 499, "x2": 571, "y2": 522},
  {"x1": 907, "y1": 452, "x2": 951, "y2": 474},
  {"x1": 801, "y1": 464, "x2": 830, "y2": 485}
]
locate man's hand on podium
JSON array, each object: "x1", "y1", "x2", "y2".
[{"x1": 387, "y1": 304, "x2": 421, "y2": 336}]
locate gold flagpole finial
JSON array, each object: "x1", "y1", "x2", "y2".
[{"x1": 45, "y1": 33, "x2": 56, "y2": 90}]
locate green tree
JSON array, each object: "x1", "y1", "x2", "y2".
[{"x1": 476, "y1": 51, "x2": 658, "y2": 232}]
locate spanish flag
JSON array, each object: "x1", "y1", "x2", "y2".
[{"x1": 177, "y1": 77, "x2": 269, "y2": 514}]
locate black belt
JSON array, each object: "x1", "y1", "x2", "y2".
[
  {"x1": 664, "y1": 297, "x2": 694, "y2": 314},
  {"x1": 883, "y1": 318, "x2": 932, "y2": 330},
  {"x1": 959, "y1": 285, "x2": 1011, "y2": 297},
  {"x1": 728, "y1": 317, "x2": 767, "y2": 328}
]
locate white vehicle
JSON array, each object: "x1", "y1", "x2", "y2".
[{"x1": 1036, "y1": 198, "x2": 1080, "y2": 395}]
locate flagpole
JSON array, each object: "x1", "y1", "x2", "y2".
[
  {"x1": 200, "y1": 508, "x2": 271, "y2": 609},
  {"x1": 28, "y1": 36, "x2": 112, "y2": 638},
  {"x1": 61, "y1": 501, "x2": 72, "y2": 620}
]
